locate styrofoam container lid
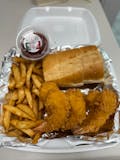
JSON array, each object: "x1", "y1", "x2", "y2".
[
  {"x1": 17, "y1": 7, "x2": 101, "y2": 53},
  {"x1": 16, "y1": 25, "x2": 50, "y2": 60}
]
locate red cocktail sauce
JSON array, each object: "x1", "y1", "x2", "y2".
[{"x1": 20, "y1": 32, "x2": 48, "y2": 59}]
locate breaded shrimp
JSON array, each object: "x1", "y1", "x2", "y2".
[
  {"x1": 34, "y1": 89, "x2": 70, "y2": 133},
  {"x1": 39, "y1": 82, "x2": 58, "y2": 102},
  {"x1": 73, "y1": 89, "x2": 118, "y2": 135},
  {"x1": 99, "y1": 114, "x2": 114, "y2": 133},
  {"x1": 62, "y1": 89, "x2": 86, "y2": 130},
  {"x1": 85, "y1": 90, "x2": 100, "y2": 111}
]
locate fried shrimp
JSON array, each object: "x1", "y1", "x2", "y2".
[
  {"x1": 73, "y1": 89, "x2": 118, "y2": 135},
  {"x1": 85, "y1": 90, "x2": 100, "y2": 111},
  {"x1": 99, "y1": 114, "x2": 114, "y2": 133},
  {"x1": 39, "y1": 82, "x2": 59, "y2": 102},
  {"x1": 62, "y1": 89, "x2": 86, "y2": 130},
  {"x1": 34, "y1": 89, "x2": 70, "y2": 133}
]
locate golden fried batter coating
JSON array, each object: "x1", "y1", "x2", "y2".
[
  {"x1": 99, "y1": 114, "x2": 114, "y2": 133},
  {"x1": 85, "y1": 90, "x2": 100, "y2": 111},
  {"x1": 73, "y1": 89, "x2": 118, "y2": 135},
  {"x1": 62, "y1": 89, "x2": 86, "y2": 130},
  {"x1": 39, "y1": 82, "x2": 58, "y2": 102},
  {"x1": 34, "y1": 89, "x2": 70, "y2": 133}
]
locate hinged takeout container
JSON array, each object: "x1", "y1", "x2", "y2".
[
  {"x1": 16, "y1": 7, "x2": 101, "y2": 53},
  {"x1": 0, "y1": 7, "x2": 120, "y2": 153}
]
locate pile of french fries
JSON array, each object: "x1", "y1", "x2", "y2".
[{"x1": 2, "y1": 57, "x2": 45, "y2": 144}]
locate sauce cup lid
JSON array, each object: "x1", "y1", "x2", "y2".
[{"x1": 16, "y1": 26, "x2": 50, "y2": 61}]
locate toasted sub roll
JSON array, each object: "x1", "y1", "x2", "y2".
[{"x1": 42, "y1": 46, "x2": 104, "y2": 87}]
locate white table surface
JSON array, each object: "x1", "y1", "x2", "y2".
[{"x1": 0, "y1": 0, "x2": 120, "y2": 159}]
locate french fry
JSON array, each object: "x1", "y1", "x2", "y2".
[
  {"x1": 33, "y1": 68, "x2": 43, "y2": 77},
  {"x1": 25, "y1": 88, "x2": 33, "y2": 108},
  {"x1": 32, "y1": 86, "x2": 40, "y2": 97},
  {"x1": 32, "y1": 74, "x2": 42, "y2": 89},
  {"x1": 22, "y1": 98, "x2": 28, "y2": 105},
  {"x1": 0, "y1": 114, "x2": 3, "y2": 125},
  {"x1": 5, "y1": 92, "x2": 11, "y2": 102},
  {"x1": 11, "y1": 120, "x2": 35, "y2": 137},
  {"x1": 8, "y1": 74, "x2": 16, "y2": 90},
  {"x1": 26, "y1": 63, "x2": 35, "y2": 88},
  {"x1": 6, "y1": 125, "x2": 15, "y2": 131},
  {"x1": 39, "y1": 100, "x2": 44, "y2": 111},
  {"x1": 6, "y1": 129, "x2": 23, "y2": 137},
  {"x1": 38, "y1": 111, "x2": 42, "y2": 119},
  {"x1": 12, "y1": 64, "x2": 21, "y2": 88},
  {"x1": 9, "y1": 100, "x2": 16, "y2": 106},
  {"x1": 10, "y1": 119, "x2": 42, "y2": 129},
  {"x1": 5, "y1": 90, "x2": 18, "y2": 102},
  {"x1": 17, "y1": 104, "x2": 36, "y2": 120},
  {"x1": 20, "y1": 129, "x2": 35, "y2": 137},
  {"x1": 12, "y1": 63, "x2": 26, "y2": 88},
  {"x1": 38, "y1": 76, "x2": 44, "y2": 83},
  {"x1": 3, "y1": 104, "x2": 33, "y2": 120},
  {"x1": 20, "y1": 62, "x2": 26, "y2": 87},
  {"x1": 2, "y1": 57, "x2": 46, "y2": 143},
  {"x1": 12, "y1": 90, "x2": 18, "y2": 100},
  {"x1": 3, "y1": 99, "x2": 16, "y2": 130},
  {"x1": 17, "y1": 87, "x2": 25, "y2": 104},
  {"x1": 12, "y1": 57, "x2": 30, "y2": 63},
  {"x1": 38, "y1": 100, "x2": 44, "y2": 119},
  {"x1": 32, "y1": 133, "x2": 41, "y2": 144},
  {"x1": 17, "y1": 136, "x2": 32, "y2": 143},
  {"x1": 32, "y1": 96, "x2": 39, "y2": 118},
  {"x1": 3, "y1": 110, "x2": 11, "y2": 130},
  {"x1": 35, "y1": 61, "x2": 42, "y2": 69}
]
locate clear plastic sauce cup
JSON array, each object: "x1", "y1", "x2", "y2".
[{"x1": 16, "y1": 26, "x2": 49, "y2": 61}]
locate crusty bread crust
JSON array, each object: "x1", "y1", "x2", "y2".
[{"x1": 43, "y1": 46, "x2": 104, "y2": 87}]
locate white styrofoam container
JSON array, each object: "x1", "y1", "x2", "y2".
[
  {"x1": 16, "y1": 7, "x2": 101, "y2": 49},
  {"x1": 4, "y1": 7, "x2": 120, "y2": 153}
]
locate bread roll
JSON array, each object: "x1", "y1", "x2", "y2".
[{"x1": 42, "y1": 46, "x2": 104, "y2": 87}]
